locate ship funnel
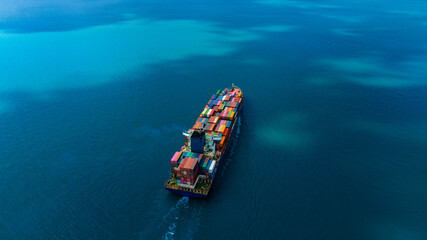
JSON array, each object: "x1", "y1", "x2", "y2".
[{"x1": 190, "y1": 130, "x2": 205, "y2": 153}]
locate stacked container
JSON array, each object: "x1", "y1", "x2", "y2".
[
  {"x1": 199, "y1": 157, "x2": 212, "y2": 178},
  {"x1": 170, "y1": 151, "x2": 183, "y2": 175},
  {"x1": 208, "y1": 160, "x2": 217, "y2": 178},
  {"x1": 175, "y1": 152, "x2": 204, "y2": 185},
  {"x1": 184, "y1": 87, "x2": 242, "y2": 179}
]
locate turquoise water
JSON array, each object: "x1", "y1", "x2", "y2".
[{"x1": 0, "y1": 0, "x2": 426, "y2": 239}]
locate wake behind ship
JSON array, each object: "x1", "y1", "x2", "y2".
[{"x1": 164, "y1": 85, "x2": 243, "y2": 198}]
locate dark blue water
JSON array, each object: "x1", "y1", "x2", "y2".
[{"x1": 1, "y1": 0, "x2": 427, "y2": 239}]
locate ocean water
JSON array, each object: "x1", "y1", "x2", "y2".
[{"x1": 1, "y1": 0, "x2": 427, "y2": 239}]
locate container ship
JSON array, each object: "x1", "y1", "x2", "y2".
[{"x1": 164, "y1": 85, "x2": 243, "y2": 198}]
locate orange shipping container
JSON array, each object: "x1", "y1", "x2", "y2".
[
  {"x1": 193, "y1": 122, "x2": 201, "y2": 129},
  {"x1": 229, "y1": 112, "x2": 235, "y2": 120},
  {"x1": 221, "y1": 125, "x2": 226, "y2": 133},
  {"x1": 220, "y1": 136, "x2": 226, "y2": 146}
]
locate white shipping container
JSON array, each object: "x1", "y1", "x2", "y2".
[{"x1": 209, "y1": 160, "x2": 216, "y2": 173}]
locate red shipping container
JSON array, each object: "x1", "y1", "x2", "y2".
[
  {"x1": 228, "y1": 102, "x2": 237, "y2": 108},
  {"x1": 224, "y1": 128, "x2": 229, "y2": 136},
  {"x1": 207, "y1": 123, "x2": 215, "y2": 132},
  {"x1": 182, "y1": 157, "x2": 192, "y2": 170},
  {"x1": 187, "y1": 158, "x2": 198, "y2": 171},
  {"x1": 178, "y1": 158, "x2": 188, "y2": 171},
  {"x1": 208, "y1": 116, "x2": 214, "y2": 123}
]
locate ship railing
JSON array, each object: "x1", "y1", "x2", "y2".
[{"x1": 165, "y1": 184, "x2": 208, "y2": 195}]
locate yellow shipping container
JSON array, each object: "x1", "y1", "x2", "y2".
[{"x1": 229, "y1": 112, "x2": 235, "y2": 120}]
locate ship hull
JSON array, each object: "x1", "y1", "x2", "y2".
[
  {"x1": 165, "y1": 87, "x2": 242, "y2": 198},
  {"x1": 165, "y1": 188, "x2": 208, "y2": 198}
]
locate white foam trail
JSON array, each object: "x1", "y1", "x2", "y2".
[{"x1": 163, "y1": 197, "x2": 189, "y2": 240}]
